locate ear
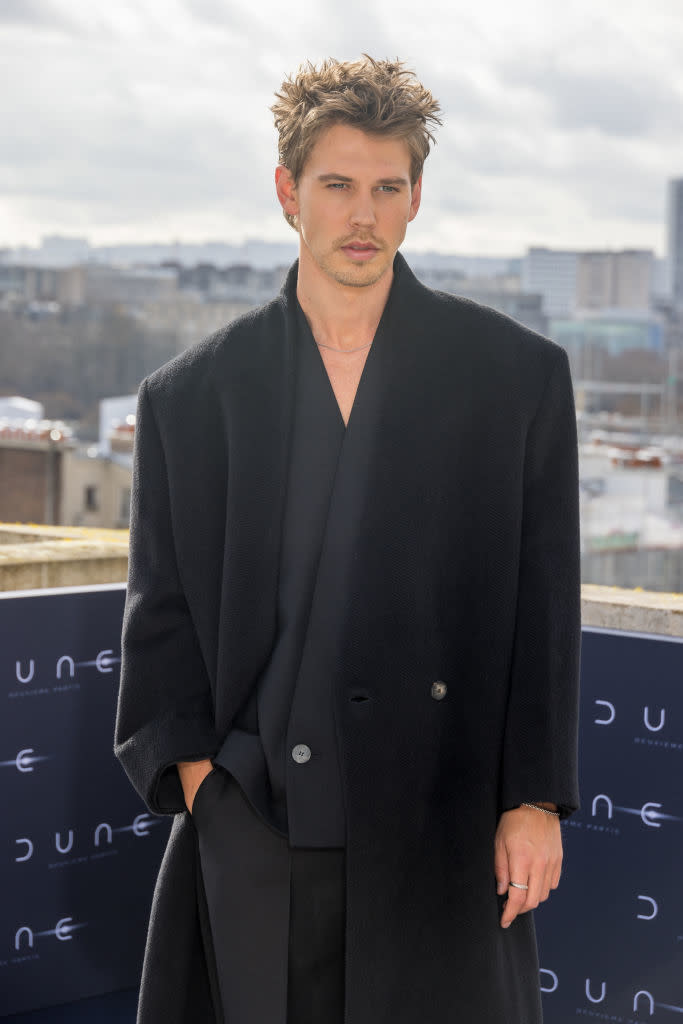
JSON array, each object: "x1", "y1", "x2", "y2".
[
  {"x1": 275, "y1": 165, "x2": 298, "y2": 219},
  {"x1": 408, "y1": 174, "x2": 422, "y2": 222}
]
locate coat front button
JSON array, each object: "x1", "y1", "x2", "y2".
[
  {"x1": 291, "y1": 744, "x2": 312, "y2": 764},
  {"x1": 431, "y1": 680, "x2": 448, "y2": 700}
]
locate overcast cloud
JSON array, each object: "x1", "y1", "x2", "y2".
[{"x1": 1, "y1": 0, "x2": 682, "y2": 254}]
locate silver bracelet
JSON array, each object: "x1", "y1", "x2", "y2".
[{"x1": 521, "y1": 801, "x2": 560, "y2": 817}]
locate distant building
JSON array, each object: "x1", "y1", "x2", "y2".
[
  {"x1": 0, "y1": 420, "x2": 70, "y2": 524},
  {"x1": 3, "y1": 238, "x2": 300, "y2": 271},
  {"x1": 84, "y1": 265, "x2": 178, "y2": 306},
  {"x1": 522, "y1": 248, "x2": 578, "y2": 318},
  {"x1": 651, "y1": 257, "x2": 670, "y2": 301},
  {"x1": 59, "y1": 393, "x2": 136, "y2": 528},
  {"x1": 0, "y1": 396, "x2": 44, "y2": 422},
  {"x1": 407, "y1": 253, "x2": 520, "y2": 278},
  {"x1": 0, "y1": 398, "x2": 134, "y2": 528},
  {"x1": 142, "y1": 295, "x2": 255, "y2": 353},
  {"x1": 176, "y1": 263, "x2": 287, "y2": 305},
  {"x1": 667, "y1": 178, "x2": 683, "y2": 307},
  {"x1": 60, "y1": 447, "x2": 132, "y2": 529},
  {"x1": 413, "y1": 266, "x2": 548, "y2": 336},
  {"x1": 40, "y1": 235, "x2": 90, "y2": 266},
  {"x1": 0, "y1": 265, "x2": 86, "y2": 307},
  {"x1": 524, "y1": 246, "x2": 657, "y2": 319},
  {"x1": 451, "y1": 284, "x2": 547, "y2": 337},
  {"x1": 99, "y1": 395, "x2": 138, "y2": 456},
  {"x1": 552, "y1": 312, "x2": 663, "y2": 356},
  {"x1": 551, "y1": 312, "x2": 664, "y2": 382},
  {"x1": 576, "y1": 251, "x2": 653, "y2": 312}
]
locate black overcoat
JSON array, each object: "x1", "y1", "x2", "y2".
[{"x1": 115, "y1": 253, "x2": 581, "y2": 1024}]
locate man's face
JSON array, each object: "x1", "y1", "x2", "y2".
[{"x1": 276, "y1": 123, "x2": 422, "y2": 290}]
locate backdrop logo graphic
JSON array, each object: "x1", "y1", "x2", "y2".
[
  {"x1": 10, "y1": 650, "x2": 120, "y2": 694},
  {"x1": 592, "y1": 794, "x2": 614, "y2": 818},
  {"x1": 632, "y1": 990, "x2": 654, "y2": 1015},
  {"x1": 586, "y1": 979, "x2": 606, "y2": 1003},
  {"x1": 15, "y1": 839, "x2": 33, "y2": 863},
  {"x1": 594, "y1": 699, "x2": 667, "y2": 732},
  {"x1": 590, "y1": 793, "x2": 682, "y2": 829},
  {"x1": 14, "y1": 813, "x2": 163, "y2": 863},
  {"x1": 594, "y1": 700, "x2": 616, "y2": 725},
  {"x1": 644, "y1": 707, "x2": 666, "y2": 731},
  {"x1": 539, "y1": 968, "x2": 558, "y2": 993},
  {"x1": 636, "y1": 895, "x2": 658, "y2": 920},
  {"x1": 543, "y1": 969, "x2": 683, "y2": 1017},
  {"x1": 0, "y1": 749, "x2": 51, "y2": 773},
  {"x1": 14, "y1": 918, "x2": 87, "y2": 951}
]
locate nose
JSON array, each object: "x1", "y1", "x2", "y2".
[{"x1": 348, "y1": 192, "x2": 376, "y2": 229}]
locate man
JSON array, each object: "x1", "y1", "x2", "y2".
[{"x1": 115, "y1": 56, "x2": 581, "y2": 1024}]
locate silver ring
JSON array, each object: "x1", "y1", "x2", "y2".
[{"x1": 509, "y1": 881, "x2": 529, "y2": 891}]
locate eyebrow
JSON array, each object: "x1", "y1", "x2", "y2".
[{"x1": 316, "y1": 173, "x2": 409, "y2": 186}]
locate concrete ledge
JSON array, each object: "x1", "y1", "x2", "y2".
[
  {"x1": 581, "y1": 583, "x2": 683, "y2": 638},
  {"x1": 0, "y1": 523, "x2": 128, "y2": 590},
  {"x1": 1, "y1": 523, "x2": 682, "y2": 637}
]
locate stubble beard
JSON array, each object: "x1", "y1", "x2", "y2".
[{"x1": 318, "y1": 240, "x2": 392, "y2": 289}]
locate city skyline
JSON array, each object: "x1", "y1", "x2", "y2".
[{"x1": 2, "y1": 0, "x2": 683, "y2": 255}]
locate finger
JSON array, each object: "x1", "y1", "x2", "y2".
[
  {"x1": 525, "y1": 860, "x2": 549, "y2": 910},
  {"x1": 500, "y1": 846, "x2": 532, "y2": 926},
  {"x1": 494, "y1": 842, "x2": 510, "y2": 896},
  {"x1": 500, "y1": 883, "x2": 529, "y2": 928},
  {"x1": 541, "y1": 866, "x2": 552, "y2": 902},
  {"x1": 541, "y1": 861, "x2": 557, "y2": 902},
  {"x1": 550, "y1": 835, "x2": 563, "y2": 885},
  {"x1": 539, "y1": 871, "x2": 551, "y2": 903}
]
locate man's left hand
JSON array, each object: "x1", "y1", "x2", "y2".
[{"x1": 494, "y1": 804, "x2": 562, "y2": 929}]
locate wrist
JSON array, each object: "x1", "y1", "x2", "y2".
[{"x1": 520, "y1": 801, "x2": 560, "y2": 817}]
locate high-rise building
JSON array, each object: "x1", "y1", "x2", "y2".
[
  {"x1": 522, "y1": 248, "x2": 578, "y2": 317},
  {"x1": 667, "y1": 178, "x2": 683, "y2": 306},
  {"x1": 576, "y1": 250, "x2": 653, "y2": 312},
  {"x1": 524, "y1": 247, "x2": 655, "y2": 317}
]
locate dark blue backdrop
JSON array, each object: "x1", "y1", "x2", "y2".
[
  {"x1": 0, "y1": 584, "x2": 170, "y2": 1019},
  {"x1": 1, "y1": 587, "x2": 681, "y2": 1022},
  {"x1": 536, "y1": 626, "x2": 683, "y2": 1022}
]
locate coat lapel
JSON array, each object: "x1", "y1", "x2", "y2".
[{"x1": 213, "y1": 265, "x2": 300, "y2": 730}]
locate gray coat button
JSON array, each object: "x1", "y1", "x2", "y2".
[
  {"x1": 291, "y1": 744, "x2": 312, "y2": 763},
  {"x1": 431, "y1": 680, "x2": 448, "y2": 700}
]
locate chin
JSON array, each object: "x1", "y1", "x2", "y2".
[{"x1": 328, "y1": 257, "x2": 392, "y2": 289}]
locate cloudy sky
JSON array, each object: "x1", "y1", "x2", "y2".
[{"x1": 2, "y1": 0, "x2": 683, "y2": 255}]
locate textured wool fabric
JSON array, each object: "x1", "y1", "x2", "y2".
[
  {"x1": 115, "y1": 252, "x2": 581, "y2": 1024},
  {"x1": 214, "y1": 295, "x2": 349, "y2": 845}
]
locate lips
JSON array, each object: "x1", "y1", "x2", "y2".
[{"x1": 340, "y1": 241, "x2": 381, "y2": 261}]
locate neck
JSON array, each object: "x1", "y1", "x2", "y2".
[{"x1": 296, "y1": 246, "x2": 395, "y2": 352}]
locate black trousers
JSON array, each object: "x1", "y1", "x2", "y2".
[{"x1": 192, "y1": 766, "x2": 346, "y2": 1024}]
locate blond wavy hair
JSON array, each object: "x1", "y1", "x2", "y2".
[{"x1": 271, "y1": 55, "x2": 442, "y2": 229}]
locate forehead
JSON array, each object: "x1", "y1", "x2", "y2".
[{"x1": 302, "y1": 123, "x2": 412, "y2": 179}]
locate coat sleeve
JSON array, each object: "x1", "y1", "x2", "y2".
[
  {"x1": 114, "y1": 377, "x2": 220, "y2": 815},
  {"x1": 500, "y1": 346, "x2": 581, "y2": 819}
]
